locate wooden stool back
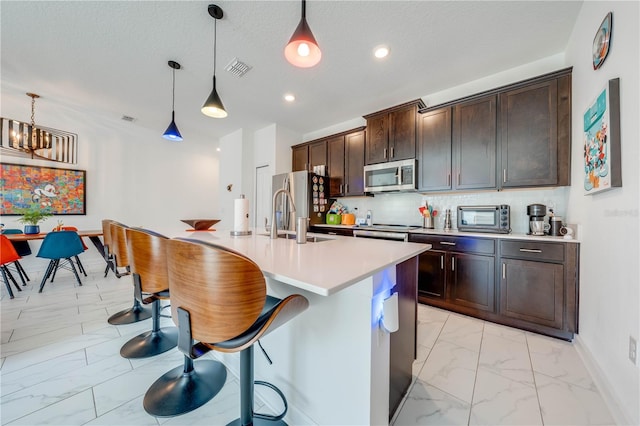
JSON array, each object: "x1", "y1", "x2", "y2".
[{"x1": 126, "y1": 228, "x2": 169, "y2": 294}]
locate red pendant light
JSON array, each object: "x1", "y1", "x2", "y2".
[{"x1": 284, "y1": 0, "x2": 321, "y2": 68}]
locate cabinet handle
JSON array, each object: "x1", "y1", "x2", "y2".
[
  {"x1": 383, "y1": 148, "x2": 388, "y2": 159},
  {"x1": 440, "y1": 241, "x2": 456, "y2": 246},
  {"x1": 503, "y1": 169, "x2": 507, "y2": 183},
  {"x1": 502, "y1": 263, "x2": 506, "y2": 279},
  {"x1": 339, "y1": 184, "x2": 343, "y2": 193},
  {"x1": 440, "y1": 255, "x2": 444, "y2": 270},
  {"x1": 345, "y1": 184, "x2": 349, "y2": 193},
  {"x1": 390, "y1": 146, "x2": 394, "y2": 158},
  {"x1": 519, "y1": 248, "x2": 542, "y2": 253},
  {"x1": 447, "y1": 174, "x2": 451, "y2": 187},
  {"x1": 451, "y1": 257, "x2": 455, "y2": 271},
  {"x1": 457, "y1": 173, "x2": 461, "y2": 186},
  {"x1": 305, "y1": 163, "x2": 309, "y2": 171}
]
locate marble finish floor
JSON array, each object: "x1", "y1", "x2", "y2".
[{"x1": 1, "y1": 248, "x2": 614, "y2": 425}]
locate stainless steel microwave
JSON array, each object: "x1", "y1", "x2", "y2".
[
  {"x1": 364, "y1": 159, "x2": 416, "y2": 193},
  {"x1": 457, "y1": 205, "x2": 511, "y2": 234}
]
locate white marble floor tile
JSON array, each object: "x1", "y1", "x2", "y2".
[
  {"x1": 93, "y1": 350, "x2": 192, "y2": 416},
  {"x1": 482, "y1": 321, "x2": 526, "y2": 343},
  {"x1": 416, "y1": 318, "x2": 446, "y2": 350},
  {"x1": 7, "y1": 388, "x2": 97, "y2": 425},
  {"x1": 84, "y1": 395, "x2": 159, "y2": 426},
  {"x1": 417, "y1": 304, "x2": 450, "y2": 324},
  {"x1": 1, "y1": 349, "x2": 87, "y2": 395},
  {"x1": 419, "y1": 340, "x2": 479, "y2": 403},
  {"x1": 478, "y1": 332, "x2": 534, "y2": 386},
  {"x1": 438, "y1": 314, "x2": 484, "y2": 352},
  {"x1": 470, "y1": 368, "x2": 542, "y2": 426},
  {"x1": 412, "y1": 343, "x2": 432, "y2": 377},
  {"x1": 1, "y1": 353, "x2": 132, "y2": 423},
  {"x1": 535, "y1": 372, "x2": 615, "y2": 425},
  {"x1": 527, "y1": 332, "x2": 596, "y2": 389},
  {"x1": 392, "y1": 379, "x2": 470, "y2": 426}
]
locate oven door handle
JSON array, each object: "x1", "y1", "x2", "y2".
[{"x1": 353, "y1": 230, "x2": 408, "y2": 242}]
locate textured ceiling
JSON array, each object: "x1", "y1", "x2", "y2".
[{"x1": 1, "y1": 1, "x2": 583, "y2": 144}]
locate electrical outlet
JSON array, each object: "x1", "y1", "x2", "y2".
[{"x1": 630, "y1": 336, "x2": 637, "y2": 365}]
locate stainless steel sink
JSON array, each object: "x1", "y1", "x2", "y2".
[{"x1": 258, "y1": 232, "x2": 331, "y2": 243}]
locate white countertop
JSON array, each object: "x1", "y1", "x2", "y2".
[
  {"x1": 313, "y1": 224, "x2": 580, "y2": 243},
  {"x1": 175, "y1": 229, "x2": 430, "y2": 296}
]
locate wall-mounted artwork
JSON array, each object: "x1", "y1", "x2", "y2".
[
  {"x1": 583, "y1": 78, "x2": 622, "y2": 195},
  {"x1": 0, "y1": 163, "x2": 86, "y2": 214}
]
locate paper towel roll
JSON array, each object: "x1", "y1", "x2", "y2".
[{"x1": 233, "y1": 196, "x2": 249, "y2": 233}]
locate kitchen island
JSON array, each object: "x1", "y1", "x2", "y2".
[{"x1": 178, "y1": 229, "x2": 430, "y2": 425}]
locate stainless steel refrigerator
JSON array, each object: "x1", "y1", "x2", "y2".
[{"x1": 272, "y1": 171, "x2": 329, "y2": 231}]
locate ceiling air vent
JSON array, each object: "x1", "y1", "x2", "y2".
[{"x1": 225, "y1": 58, "x2": 252, "y2": 78}]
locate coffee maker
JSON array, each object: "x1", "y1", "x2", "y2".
[{"x1": 527, "y1": 204, "x2": 547, "y2": 235}]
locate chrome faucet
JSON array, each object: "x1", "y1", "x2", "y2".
[{"x1": 270, "y1": 188, "x2": 296, "y2": 239}]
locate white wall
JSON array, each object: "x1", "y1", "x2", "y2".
[
  {"x1": 564, "y1": 2, "x2": 639, "y2": 424},
  {"x1": 0, "y1": 85, "x2": 219, "y2": 236},
  {"x1": 218, "y1": 129, "x2": 244, "y2": 229}
]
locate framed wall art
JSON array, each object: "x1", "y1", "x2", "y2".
[
  {"x1": 0, "y1": 163, "x2": 86, "y2": 214},
  {"x1": 583, "y1": 78, "x2": 621, "y2": 195}
]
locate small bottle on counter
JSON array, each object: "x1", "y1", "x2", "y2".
[{"x1": 366, "y1": 210, "x2": 372, "y2": 226}]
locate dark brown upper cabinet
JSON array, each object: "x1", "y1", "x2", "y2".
[
  {"x1": 343, "y1": 130, "x2": 365, "y2": 196},
  {"x1": 417, "y1": 67, "x2": 572, "y2": 192},
  {"x1": 453, "y1": 95, "x2": 498, "y2": 190},
  {"x1": 363, "y1": 99, "x2": 425, "y2": 165},
  {"x1": 292, "y1": 140, "x2": 327, "y2": 172},
  {"x1": 500, "y1": 74, "x2": 571, "y2": 187}
]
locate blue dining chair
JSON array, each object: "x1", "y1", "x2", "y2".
[
  {"x1": 1, "y1": 229, "x2": 31, "y2": 285},
  {"x1": 36, "y1": 230, "x2": 86, "y2": 293}
]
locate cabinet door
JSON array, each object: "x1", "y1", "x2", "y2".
[
  {"x1": 389, "y1": 107, "x2": 417, "y2": 161},
  {"x1": 418, "y1": 108, "x2": 452, "y2": 191},
  {"x1": 417, "y1": 250, "x2": 446, "y2": 299},
  {"x1": 365, "y1": 114, "x2": 389, "y2": 165},
  {"x1": 500, "y1": 80, "x2": 558, "y2": 187},
  {"x1": 448, "y1": 253, "x2": 495, "y2": 312},
  {"x1": 327, "y1": 135, "x2": 345, "y2": 197},
  {"x1": 292, "y1": 145, "x2": 309, "y2": 172},
  {"x1": 344, "y1": 130, "x2": 365, "y2": 196},
  {"x1": 308, "y1": 140, "x2": 327, "y2": 172},
  {"x1": 500, "y1": 258, "x2": 564, "y2": 329},
  {"x1": 453, "y1": 96, "x2": 497, "y2": 190}
]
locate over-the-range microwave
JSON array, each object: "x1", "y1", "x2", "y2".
[{"x1": 364, "y1": 159, "x2": 416, "y2": 193}]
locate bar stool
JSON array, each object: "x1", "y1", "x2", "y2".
[
  {"x1": 119, "y1": 227, "x2": 178, "y2": 358},
  {"x1": 107, "y1": 222, "x2": 152, "y2": 325},
  {"x1": 143, "y1": 238, "x2": 309, "y2": 424},
  {"x1": 101, "y1": 219, "x2": 115, "y2": 277},
  {"x1": 1, "y1": 235, "x2": 23, "y2": 299}
]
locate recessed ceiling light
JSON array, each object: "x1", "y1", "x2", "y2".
[
  {"x1": 374, "y1": 45, "x2": 389, "y2": 59},
  {"x1": 284, "y1": 94, "x2": 296, "y2": 102}
]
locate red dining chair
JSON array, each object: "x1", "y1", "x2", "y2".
[
  {"x1": 1, "y1": 235, "x2": 24, "y2": 299},
  {"x1": 1, "y1": 229, "x2": 31, "y2": 284}
]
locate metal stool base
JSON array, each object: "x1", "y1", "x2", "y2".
[
  {"x1": 119, "y1": 327, "x2": 178, "y2": 359},
  {"x1": 227, "y1": 418, "x2": 287, "y2": 426},
  {"x1": 107, "y1": 301, "x2": 152, "y2": 325},
  {"x1": 143, "y1": 359, "x2": 227, "y2": 417}
]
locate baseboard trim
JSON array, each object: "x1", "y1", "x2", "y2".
[{"x1": 573, "y1": 334, "x2": 633, "y2": 425}]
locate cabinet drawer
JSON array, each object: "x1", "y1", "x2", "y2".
[
  {"x1": 500, "y1": 240, "x2": 564, "y2": 262},
  {"x1": 410, "y1": 235, "x2": 494, "y2": 255}
]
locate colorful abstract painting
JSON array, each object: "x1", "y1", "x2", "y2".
[{"x1": 0, "y1": 163, "x2": 86, "y2": 215}]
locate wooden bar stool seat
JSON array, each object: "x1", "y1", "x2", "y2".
[
  {"x1": 143, "y1": 238, "x2": 308, "y2": 423},
  {"x1": 119, "y1": 227, "x2": 178, "y2": 359},
  {"x1": 106, "y1": 222, "x2": 152, "y2": 325}
]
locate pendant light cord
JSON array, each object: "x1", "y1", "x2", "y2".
[
  {"x1": 213, "y1": 15, "x2": 217, "y2": 79},
  {"x1": 301, "y1": 0, "x2": 306, "y2": 19},
  {"x1": 171, "y1": 67, "x2": 176, "y2": 111}
]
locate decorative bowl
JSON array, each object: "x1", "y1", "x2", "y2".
[{"x1": 180, "y1": 219, "x2": 220, "y2": 231}]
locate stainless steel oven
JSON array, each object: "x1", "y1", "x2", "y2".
[{"x1": 353, "y1": 224, "x2": 420, "y2": 241}]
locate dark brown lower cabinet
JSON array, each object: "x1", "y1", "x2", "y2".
[
  {"x1": 389, "y1": 256, "x2": 418, "y2": 419},
  {"x1": 449, "y1": 252, "x2": 495, "y2": 312},
  {"x1": 412, "y1": 233, "x2": 579, "y2": 341},
  {"x1": 500, "y1": 258, "x2": 563, "y2": 329}
]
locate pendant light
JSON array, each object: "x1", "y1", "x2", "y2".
[
  {"x1": 284, "y1": 0, "x2": 321, "y2": 68},
  {"x1": 163, "y1": 60, "x2": 183, "y2": 141},
  {"x1": 201, "y1": 4, "x2": 227, "y2": 118}
]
